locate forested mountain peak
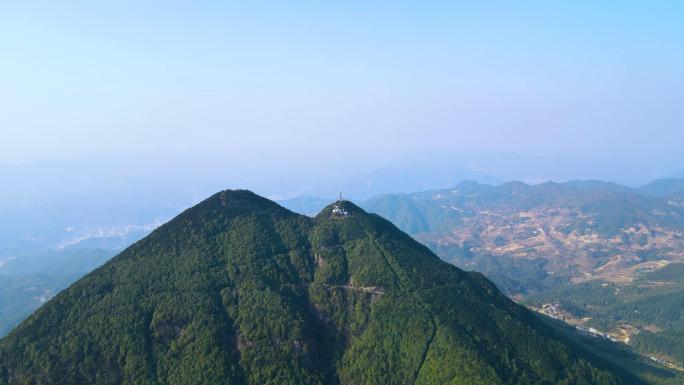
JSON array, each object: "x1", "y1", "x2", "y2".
[
  {"x1": 316, "y1": 200, "x2": 362, "y2": 218},
  {"x1": 0, "y1": 191, "x2": 635, "y2": 385},
  {"x1": 204, "y1": 189, "x2": 294, "y2": 216}
]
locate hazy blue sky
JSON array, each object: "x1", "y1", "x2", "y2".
[{"x1": 1, "y1": 1, "x2": 682, "y2": 164}]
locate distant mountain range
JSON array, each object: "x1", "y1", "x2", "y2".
[
  {"x1": 353, "y1": 179, "x2": 684, "y2": 292},
  {"x1": 0, "y1": 152, "x2": 502, "y2": 258},
  {"x1": 0, "y1": 198, "x2": 172, "y2": 258},
  {"x1": 1, "y1": 151, "x2": 682, "y2": 259},
  {"x1": 302, "y1": 164, "x2": 502, "y2": 200},
  {"x1": 2, "y1": 191, "x2": 675, "y2": 384}
]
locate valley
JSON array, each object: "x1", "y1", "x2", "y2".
[
  {"x1": 0, "y1": 249, "x2": 115, "y2": 336},
  {"x1": 421, "y1": 206, "x2": 684, "y2": 287}
]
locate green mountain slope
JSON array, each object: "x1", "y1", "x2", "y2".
[{"x1": 0, "y1": 190, "x2": 647, "y2": 385}]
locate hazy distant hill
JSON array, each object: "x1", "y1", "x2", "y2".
[
  {"x1": 306, "y1": 164, "x2": 501, "y2": 200},
  {"x1": 0, "y1": 190, "x2": 649, "y2": 385},
  {"x1": 361, "y1": 180, "x2": 684, "y2": 292},
  {"x1": 0, "y1": 152, "x2": 503, "y2": 257},
  {"x1": 638, "y1": 178, "x2": 684, "y2": 198},
  {"x1": 0, "y1": 249, "x2": 114, "y2": 336},
  {"x1": 0, "y1": 199, "x2": 173, "y2": 258}
]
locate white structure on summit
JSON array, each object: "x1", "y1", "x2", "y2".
[
  {"x1": 331, "y1": 194, "x2": 350, "y2": 216},
  {"x1": 332, "y1": 204, "x2": 349, "y2": 216}
]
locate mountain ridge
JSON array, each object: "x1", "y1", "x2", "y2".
[{"x1": 0, "y1": 190, "x2": 648, "y2": 384}]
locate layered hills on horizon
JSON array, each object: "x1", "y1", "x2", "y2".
[
  {"x1": 353, "y1": 179, "x2": 684, "y2": 291},
  {"x1": 1, "y1": 190, "x2": 670, "y2": 385}
]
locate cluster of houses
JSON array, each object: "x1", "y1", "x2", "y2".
[{"x1": 575, "y1": 325, "x2": 620, "y2": 342}]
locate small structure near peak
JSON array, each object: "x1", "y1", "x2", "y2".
[
  {"x1": 331, "y1": 194, "x2": 350, "y2": 217},
  {"x1": 331, "y1": 203, "x2": 349, "y2": 217}
]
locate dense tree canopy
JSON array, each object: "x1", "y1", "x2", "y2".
[{"x1": 0, "y1": 190, "x2": 641, "y2": 384}]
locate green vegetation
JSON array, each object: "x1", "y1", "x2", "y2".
[
  {"x1": 537, "y1": 316, "x2": 684, "y2": 385},
  {"x1": 527, "y1": 263, "x2": 684, "y2": 368},
  {"x1": 0, "y1": 190, "x2": 644, "y2": 384}
]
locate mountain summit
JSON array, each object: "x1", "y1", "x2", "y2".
[{"x1": 0, "y1": 190, "x2": 631, "y2": 384}]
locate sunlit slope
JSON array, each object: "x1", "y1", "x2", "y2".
[{"x1": 1, "y1": 190, "x2": 635, "y2": 384}]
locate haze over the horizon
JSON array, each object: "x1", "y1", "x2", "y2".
[{"x1": 1, "y1": 1, "x2": 683, "y2": 169}]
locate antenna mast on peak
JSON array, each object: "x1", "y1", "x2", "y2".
[{"x1": 339, "y1": 192, "x2": 342, "y2": 201}]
